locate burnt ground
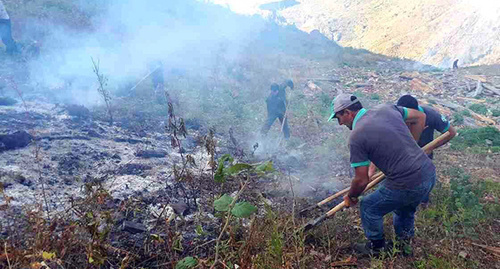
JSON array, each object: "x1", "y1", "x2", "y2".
[
  {"x1": 0, "y1": 61, "x2": 499, "y2": 268},
  {"x1": 0, "y1": 0, "x2": 499, "y2": 266}
]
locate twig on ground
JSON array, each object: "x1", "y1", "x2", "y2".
[{"x1": 4, "y1": 242, "x2": 12, "y2": 269}]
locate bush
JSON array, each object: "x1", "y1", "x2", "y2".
[
  {"x1": 422, "y1": 167, "x2": 499, "y2": 236},
  {"x1": 370, "y1": 93, "x2": 380, "y2": 100},
  {"x1": 451, "y1": 127, "x2": 500, "y2": 153},
  {"x1": 453, "y1": 113, "x2": 464, "y2": 124},
  {"x1": 452, "y1": 110, "x2": 472, "y2": 125},
  {"x1": 469, "y1": 103, "x2": 488, "y2": 115}
]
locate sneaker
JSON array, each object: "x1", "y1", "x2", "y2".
[{"x1": 353, "y1": 241, "x2": 386, "y2": 257}]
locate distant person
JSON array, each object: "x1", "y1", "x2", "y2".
[
  {"x1": 452, "y1": 59, "x2": 459, "y2": 69},
  {"x1": 396, "y1": 95, "x2": 456, "y2": 205},
  {"x1": 0, "y1": 0, "x2": 18, "y2": 54},
  {"x1": 261, "y1": 80, "x2": 294, "y2": 139}
]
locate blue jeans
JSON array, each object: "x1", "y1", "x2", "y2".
[{"x1": 360, "y1": 165, "x2": 436, "y2": 241}]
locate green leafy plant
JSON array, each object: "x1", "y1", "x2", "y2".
[
  {"x1": 210, "y1": 155, "x2": 274, "y2": 269},
  {"x1": 175, "y1": 256, "x2": 198, "y2": 269}
]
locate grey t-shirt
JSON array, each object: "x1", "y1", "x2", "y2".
[
  {"x1": 0, "y1": 1, "x2": 9, "y2": 20},
  {"x1": 349, "y1": 104, "x2": 434, "y2": 190},
  {"x1": 418, "y1": 105, "x2": 450, "y2": 159}
]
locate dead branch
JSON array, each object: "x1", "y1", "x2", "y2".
[{"x1": 483, "y1": 83, "x2": 500, "y2": 96}]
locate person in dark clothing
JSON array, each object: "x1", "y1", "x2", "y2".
[
  {"x1": 397, "y1": 95, "x2": 456, "y2": 158},
  {"x1": 0, "y1": 0, "x2": 18, "y2": 54},
  {"x1": 453, "y1": 59, "x2": 459, "y2": 69},
  {"x1": 261, "y1": 82, "x2": 292, "y2": 139},
  {"x1": 396, "y1": 94, "x2": 456, "y2": 205}
]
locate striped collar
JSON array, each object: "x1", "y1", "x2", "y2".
[{"x1": 352, "y1": 108, "x2": 367, "y2": 129}]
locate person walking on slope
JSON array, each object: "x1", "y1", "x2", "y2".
[
  {"x1": 261, "y1": 79, "x2": 294, "y2": 139},
  {"x1": 328, "y1": 93, "x2": 435, "y2": 256},
  {"x1": 396, "y1": 94, "x2": 456, "y2": 205},
  {"x1": 0, "y1": 0, "x2": 18, "y2": 54}
]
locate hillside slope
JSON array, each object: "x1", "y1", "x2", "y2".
[{"x1": 215, "y1": 0, "x2": 500, "y2": 67}]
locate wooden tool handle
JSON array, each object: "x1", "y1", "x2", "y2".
[
  {"x1": 421, "y1": 131, "x2": 450, "y2": 151},
  {"x1": 318, "y1": 171, "x2": 383, "y2": 207},
  {"x1": 317, "y1": 187, "x2": 349, "y2": 206},
  {"x1": 326, "y1": 201, "x2": 346, "y2": 217},
  {"x1": 325, "y1": 172, "x2": 386, "y2": 217}
]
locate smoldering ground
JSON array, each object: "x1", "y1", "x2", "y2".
[{"x1": 3, "y1": 0, "x2": 349, "y2": 204}]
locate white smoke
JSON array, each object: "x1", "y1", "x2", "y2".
[{"x1": 27, "y1": 0, "x2": 266, "y2": 105}]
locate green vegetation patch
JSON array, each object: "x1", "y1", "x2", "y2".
[
  {"x1": 420, "y1": 167, "x2": 500, "y2": 237},
  {"x1": 452, "y1": 110, "x2": 471, "y2": 124},
  {"x1": 451, "y1": 126, "x2": 500, "y2": 153},
  {"x1": 370, "y1": 93, "x2": 380, "y2": 100},
  {"x1": 468, "y1": 103, "x2": 488, "y2": 115}
]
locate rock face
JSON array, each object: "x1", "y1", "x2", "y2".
[
  {"x1": 0, "y1": 131, "x2": 33, "y2": 151},
  {"x1": 215, "y1": 0, "x2": 500, "y2": 67},
  {"x1": 278, "y1": 0, "x2": 500, "y2": 67}
]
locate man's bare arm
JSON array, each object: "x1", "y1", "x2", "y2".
[
  {"x1": 424, "y1": 125, "x2": 457, "y2": 154},
  {"x1": 368, "y1": 162, "x2": 377, "y2": 178},
  {"x1": 349, "y1": 166, "x2": 370, "y2": 198}
]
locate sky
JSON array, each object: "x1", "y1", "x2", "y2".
[{"x1": 209, "y1": 0, "x2": 271, "y2": 15}]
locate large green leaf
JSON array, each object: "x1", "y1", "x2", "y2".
[
  {"x1": 225, "y1": 163, "x2": 253, "y2": 175},
  {"x1": 231, "y1": 201, "x2": 257, "y2": 218},
  {"x1": 214, "y1": 194, "x2": 233, "y2": 212},
  {"x1": 175, "y1": 256, "x2": 197, "y2": 269},
  {"x1": 255, "y1": 161, "x2": 274, "y2": 173},
  {"x1": 214, "y1": 162, "x2": 225, "y2": 183}
]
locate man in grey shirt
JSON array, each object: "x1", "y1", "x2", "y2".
[
  {"x1": 328, "y1": 93, "x2": 435, "y2": 256},
  {"x1": 0, "y1": 0, "x2": 18, "y2": 54}
]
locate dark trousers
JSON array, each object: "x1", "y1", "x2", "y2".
[
  {"x1": 261, "y1": 113, "x2": 290, "y2": 139},
  {"x1": 0, "y1": 19, "x2": 18, "y2": 54}
]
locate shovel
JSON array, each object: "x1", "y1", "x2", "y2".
[
  {"x1": 300, "y1": 173, "x2": 385, "y2": 232},
  {"x1": 298, "y1": 171, "x2": 383, "y2": 216},
  {"x1": 299, "y1": 131, "x2": 451, "y2": 232}
]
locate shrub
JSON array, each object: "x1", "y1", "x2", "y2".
[
  {"x1": 469, "y1": 103, "x2": 488, "y2": 115},
  {"x1": 451, "y1": 127, "x2": 500, "y2": 153}
]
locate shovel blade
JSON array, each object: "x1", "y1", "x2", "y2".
[
  {"x1": 300, "y1": 215, "x2": 327, "y2": 232},
  {"x1": 298, "y1": 204, "x2": 319, "y2": 216}
]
